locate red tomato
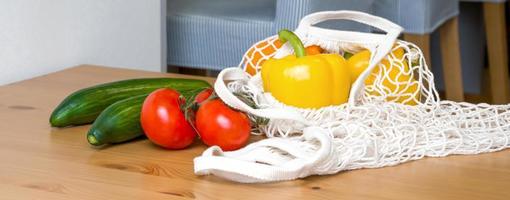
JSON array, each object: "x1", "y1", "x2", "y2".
[
  {"x1": 194, "y1": 88, "x2": 213, "y2": 104},
  {"x1": 140, "y1": 88, "x2": 196, "y2": 149},
  {"x1": 196, "y1": 99, "x2": 251, "y2": 151}
]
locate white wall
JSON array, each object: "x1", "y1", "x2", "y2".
[{"x1": 0, "y1": 0, "x2": 166, "y2": 85}]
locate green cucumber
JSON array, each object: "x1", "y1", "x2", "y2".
[
  {"x1": 87, "y1": 94, "x2": 147, "y2": 146},
  {"x1": 87, "y1": 88, "x2": 205, "y2": 146},
  {"x1": 50, "y1": 78, "x2": 210, "y2": 127}
]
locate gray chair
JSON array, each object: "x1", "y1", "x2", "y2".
[
  {"x1": 374, "y1": 0, "x2": 465, "y2": 101},
  {"x1": 166, "y1": 0, "x2": 374, "y2": 71}
]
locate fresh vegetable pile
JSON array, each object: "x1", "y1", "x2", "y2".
[
  {"x1": 50, "y1": 77, "x2": 251, "y2": 150},
  {"x1": 258, "y1": 29, "x2": 418, "y2": 109},
  {"x1": 188, "y1": 11, "x2": 510, "y2": 184},
  {"x1": 50, "y1": 29, "x2": 416, "y2": 152}
]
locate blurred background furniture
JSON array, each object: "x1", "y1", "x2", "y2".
[
  {"x1": 374, "y1": 0, "x2": 465, "y2": 101},
  {"x1": 437, "y1": 1, "x2": 486, "y2": 102},
  {"x1": 167, "y1": 0, "x2": 510, "y2": 104},
  {"x1": 437, "y1": 0, "x2": 509, "y2": 104},
  {"x1": 166, "y1": 0, "x2": 374, "y2": 73},
  {"x1": 481, "y1": 0, "x2": 510, "y2": 104}
]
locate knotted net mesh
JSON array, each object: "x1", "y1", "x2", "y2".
[{"x1": 223, "y1": 34, "x2": 510, "y2": 176}]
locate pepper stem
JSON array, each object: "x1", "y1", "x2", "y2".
[{"x1": 278, "y1": 29, "x2": 306, "y2": 58}]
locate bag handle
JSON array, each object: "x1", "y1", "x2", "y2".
[
  {"x1": 214, "y1": 67, "x2": 308, "y2": 123},
  {"x1": 295, "y1": 10, "x2": 403, "y2": 105},
  {"x1": 194, "y1": 127, "x2": 335, "y2": 183},
  {"x1": 296, "y1": 10, "x2": 403, "y2": 36}
]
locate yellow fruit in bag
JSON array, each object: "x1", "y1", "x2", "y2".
[
  {"x1": 346, "y1": 48, "x2": 420, "y2": 105},
  {"x1": 245, "y1": 39, "x2": 283, "y2": 76},
  {"x1": 244, "y1": 40, "x2": 325, "y2": 76},
  {"x1": 261, "y1": 30, "x2": 351, "y2": 109}
]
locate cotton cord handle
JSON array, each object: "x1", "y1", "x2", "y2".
[
  {"x1": 194, "y1": 127, "x2": 336, "y2": 183},
  {"x1": 294, "y1": 10, "x2": 403, "y2": 105},
  {"x1": 214, "y1": 67, "x2": 308, "y2": 123}
]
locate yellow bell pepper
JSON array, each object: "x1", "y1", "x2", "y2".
[
  {"x1": 261, "y1": 29, "x2": 351, "y2": 109},
  {"x1": 346, "y1": 48, "x2": 420, "y2": 105}
]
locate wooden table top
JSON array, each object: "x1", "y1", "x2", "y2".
[{"x1": 1, "y1": 65, "x2": 509, "y2": 200}]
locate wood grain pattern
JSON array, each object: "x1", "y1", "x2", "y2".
[
  {"x1": 1, "y1": 65, "x2": 509, "y2": 200},
  {"x1": 484, "y1": 2, "x2": 510, "y2": 104}
]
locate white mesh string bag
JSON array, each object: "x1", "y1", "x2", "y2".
[{"x1": 193, "y1": 10, "x2": 510, "y2": 183}]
